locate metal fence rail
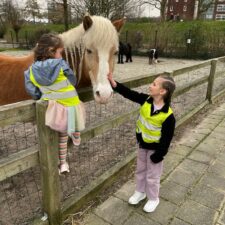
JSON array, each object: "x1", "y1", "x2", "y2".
[{"x1": 0, "y1": 56, "x2": 225, "y2": 225}]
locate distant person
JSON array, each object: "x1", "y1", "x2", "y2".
[
  {"x1": 24, "y1": 33, "x2": 85, "y2": 174},
  {"x1": 108, "y1": 73, "x2": 176, "y2": 213},
  {"x1": 169, "y1": 13, "x2": 174, "y2": 21},
  {"x1": 118, "y1": 42, "x2": 133, "y2": 64},
  {"x1": 125, "y1": 43, "x2": 133, "y2": 63},
  {"x1": 118, "y1": 41, "x2": 125, "y2": 64}
]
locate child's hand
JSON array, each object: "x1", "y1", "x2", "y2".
[{"x1": 107, "y1": 72, "x2": 117, "y2": 88}]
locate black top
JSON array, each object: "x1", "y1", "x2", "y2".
[{"x1": 113, "y1": 81, "x2": 176, "y2": 163}]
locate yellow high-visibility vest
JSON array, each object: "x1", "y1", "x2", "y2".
[
  {"x1": 136, "y1": 101, "x2": 173, "y2": 143},
  {"x1": 30, "y1": 67, "x2": 80, "y2": 106}
]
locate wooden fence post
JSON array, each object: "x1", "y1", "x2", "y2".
[
  {"x1": 36, "y1": 100, "x2": 62, "y2": 225},
  {"x1": 206, "y1": 59, "x2": 217, "y2": 103}
]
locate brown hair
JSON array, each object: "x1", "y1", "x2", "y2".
[
  {"x1": 34, "y1": 33, "x2": 63, "y2": 61},
  {"x1": 159, "y1": 75, "x2": 176, "y2": 104}
]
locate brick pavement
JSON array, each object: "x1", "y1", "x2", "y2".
[{"x1": 84, "y1": 102, "x2": 225, "y2": 225}]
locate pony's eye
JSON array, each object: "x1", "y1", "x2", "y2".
[
  {"x1": 114, "y1": 51, "x2": 118, "y2": 55},
  {"x1": 86, "y1": 49, "x2": 92, "y2": 54}
]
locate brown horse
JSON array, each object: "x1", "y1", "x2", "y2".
[{"x1": 0, "y1": 15, "x2": 125, "y2": 105}]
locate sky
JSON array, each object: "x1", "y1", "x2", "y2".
[{"x1": 142, "y1": 5, "x2": 160, "y2": 17}]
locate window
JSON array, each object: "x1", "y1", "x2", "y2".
[
  {"x1": 183, "y1": 5, "x2": 187, "y2": 11},
  {"x1": 216, "y1": 14, "x2": 225, "y2": 20},
  {"x1": 184, "y1": 0, "x2": 187, "y2": 2},
  {"x1": 176, "y1": 0, "x2": 179, "y2": 2},
  {"x1": 217, "y1": 4, "x2": 225, "y2": 12},
  {"x1": 170, "y1": 6, "x2": 173, "y2": 11}
]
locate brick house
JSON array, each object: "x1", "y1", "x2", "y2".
[
  {"x1": 166, "y1": 0, "x2": 198, "y2": 20},
  {"x1": 214, "y1": 0, "x2": 225, "y2": 20}
]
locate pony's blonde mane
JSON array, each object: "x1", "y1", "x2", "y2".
[
  {"x1": 60, "y1": 16, "x2": 118, "y2": 50},
  {"x1": 59, "y1": 16, "x2": 119, "y2": 85}
]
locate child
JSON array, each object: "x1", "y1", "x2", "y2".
[
  {"x1": 24, "y1": 33, "x2": 85, "y2": 174},
  {"x1": 108, "y1": 73, "x2": 176, "y2": 212}
]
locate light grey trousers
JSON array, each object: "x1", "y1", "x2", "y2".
[{"x1": 136, "y1": 148, "x2": 163, "y2": 200}]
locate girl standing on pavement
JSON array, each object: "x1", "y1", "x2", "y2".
[
  {"x1": 108, "y1": 73, "x2": 176, "y2": 212},
  {"x1": 24, "y1": 33, "x2": 85, "y2": 174}
]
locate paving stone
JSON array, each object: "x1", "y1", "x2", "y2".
[
  {"x1": 218, "y1": 210, "x2": 225, "y2": 224},
  {"x1": 207, "y1": 114, "x2": 225, "y2": 120},
  {"x1": 201, "y1": 117, "x2": 222, "y2": 125},
  {"x1": 177, "y1": 199, "x2": 218, "y2": 225},
  {"x1": 170, "y1": 145, "x2": 193, "y2": 157},
  {"x1": 167, "y1": 167, "x2": 201, "y2": 188},
  {"x1": 192, "y1": 127, "x2": 211, "y2": 135},
  {"x1": 210, "y1": 128, "x2": 225, "y2": 141},
  {"x1": 170, "y1": 217, "x2": 190, "y2": 225},
  {"x1": 178, "y1": 158, "x2": 208, "y2": 175},
  {"x1": 196, "y1": 122, "x2": 218, "y2": 131},
  {"x1": 217, "y1": 152, "x2": 225, "y2": 164},
  {"x1": 95, "y1": 196, "x2": 133, "y2": 225},
  {"x1": 198, "y1": 173, "x2": 225, "y2": 193},
  {"x1": 189, "y1": 183, "x2": 225, "y2": 210},
  {"x1": 218, "y1": 121, "x2": 225, "y2": 128},
  {"x1": 188, "y1": 150, "x2": 215, "y2": 165},
  {"x1": 194, "y1": 127, "x2": 212, "y2": 135},
  {"x1": 160, "y1": 180, "x2": 189, "y2": 205},
  {"x1": 195, "y1": 137, "x2": 224, "y2": 155},
  {"x1": 208, "y1": 160, "x2": 225, "y2": 178},
  {"x1": 123, "y1": 213, "x2": 159, "y2": 225},
  {"x1": 211, "y1": 108, "x2": 225, "y2": 116},
  {"x1": 178, "y1": 136, "x2": 201, "y2": 148},
  {"x1": 137, "y1": 198, "x2": 177, "y2": 225},
  {"x1": 162, "y1": 153, "x2": 184, "y2": 179},
  {"x1": 213, "y1": 126, "x2": 225, "y2": 134},
  {"x1": 84, "y1": 214, "x2": 110, "y2": 225},
  {"x1": 114, "y1": 180, "x2": 135, "y2": 202}
]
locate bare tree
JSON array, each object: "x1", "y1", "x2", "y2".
[
  {"x1": 1, "y1": 0, "x2": 24, "y2": 42},
  {"x1": 69, "y1": 0, "x2": 141, "y2": 19},
  {"x1": 197, "y1": 0, "x2": 214, "y2": 19},
  {"x1": 25, "y1": 0, "x2": 40, "y2": 24},
  {"x1": 49, "y1": 0, "x2": 70, "y2": 30}
]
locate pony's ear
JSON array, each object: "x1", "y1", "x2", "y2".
[
  {"x1": 112, "y1": 17, "x2": 126, "y2": 33},
  {"x1": 83, "y1": 15, "x2": 93, "y2": 31}
]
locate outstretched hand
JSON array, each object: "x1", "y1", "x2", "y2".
[{"x1": 107, "y1": 72, "x2": 117, "y2": 88}]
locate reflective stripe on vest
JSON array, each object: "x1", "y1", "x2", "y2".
[
  {"x1": 29, "y1": 67, "x2": 80, "y2": 106},
  {"x1": 136, "y1": 101, "x2": 173, "y2": 143}
]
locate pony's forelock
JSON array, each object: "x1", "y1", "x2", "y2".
[{"x1": 83, "y1": 16, "x2": 119, "y2": 51}]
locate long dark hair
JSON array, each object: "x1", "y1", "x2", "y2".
[
  {"x1": 159, "y1": 75, "x2": 176, "y2": 104},
  {"x1": 34, "y1": 33, "x2": 63, "y2": 61}
]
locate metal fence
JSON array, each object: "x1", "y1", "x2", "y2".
[{"x1": 0, "y1": 56, "x2": 225, "y2": 225}]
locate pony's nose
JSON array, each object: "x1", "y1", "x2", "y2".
[{"x1": 96, "y1": 91, "x2": 100, "y2": 97}]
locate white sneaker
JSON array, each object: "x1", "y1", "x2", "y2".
[
  {"x1": 59, "y1": 162, "x2": 70, "y2": 174},
  {"x1": 128, "y1": 191, "x2": 146, "y2": 205},
  {"x1": 143, "y1": 198, "x2": 159, "y2": 212}
]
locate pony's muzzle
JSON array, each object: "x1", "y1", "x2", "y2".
[{"x1": 94, "y1": 85, "x2": 113, "y2": 104}]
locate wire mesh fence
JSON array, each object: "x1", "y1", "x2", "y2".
[
  {"x1": 0, "y1": 122, "x2": 37, "y2": 158},
  {"x1": 0, "y1": 166, "x2": 42, "y2": 225},
  {"x1": 0, "y1": 57, "x2": 224, "y2": 224}
]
